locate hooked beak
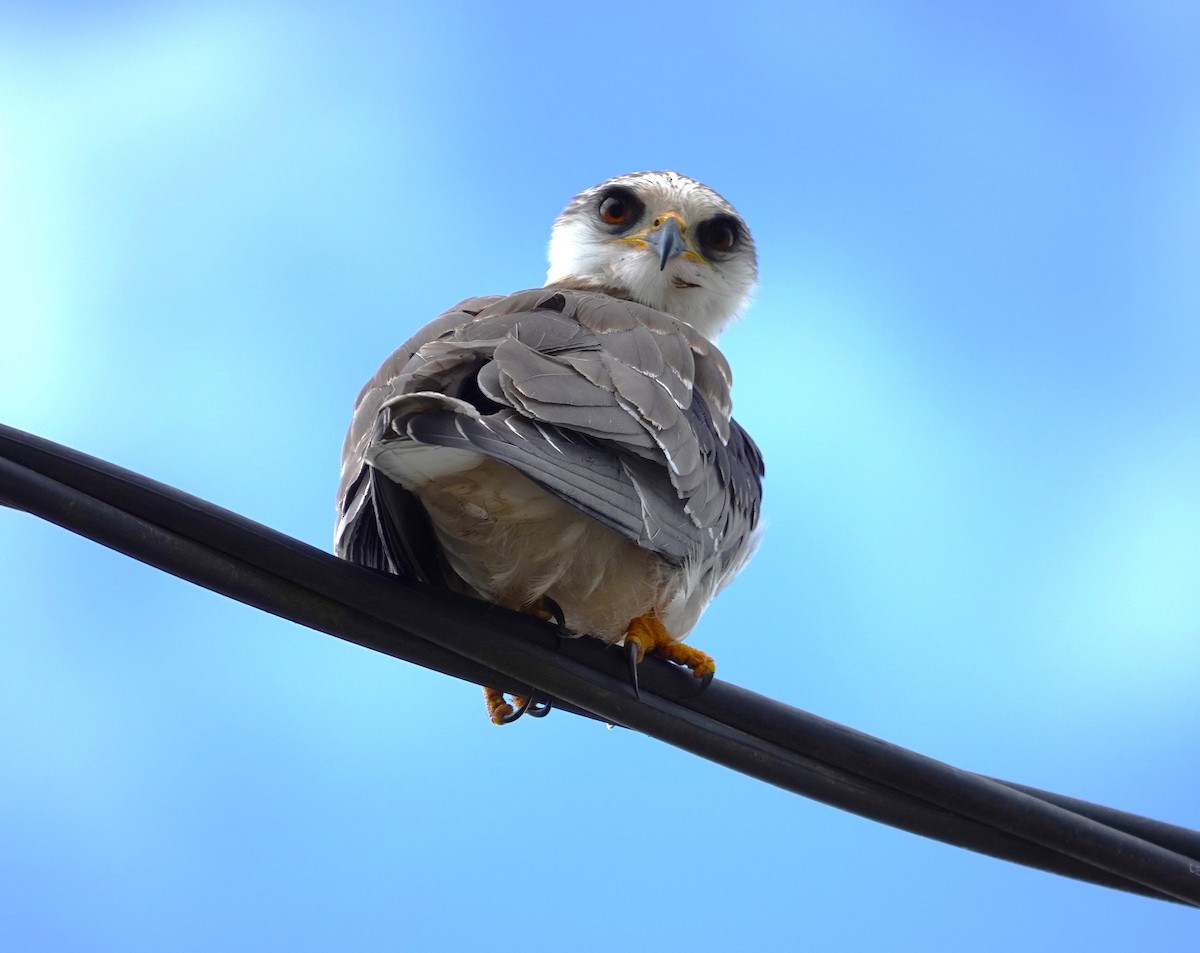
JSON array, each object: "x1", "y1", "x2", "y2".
[{"x1": 644, "y1": 214, "x2": 688, "y2": 271}]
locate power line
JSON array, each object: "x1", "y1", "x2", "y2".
[{"x1": 2, "y1": 422, "x2": 1198, "y2": 907}]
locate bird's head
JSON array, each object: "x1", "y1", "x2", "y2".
[{"x1": 545, "y1": 171, "x2": 757, "y2": 341}]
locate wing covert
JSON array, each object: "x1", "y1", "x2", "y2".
[{"x1": 335, "y1": 288, "x2": 762, "y2": 577}]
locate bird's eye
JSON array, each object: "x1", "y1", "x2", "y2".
[
  {"x1": 596, "y1": 188, "x2": 643, "y2": 230},
  {"x1": 699, "y1": 216, "x2": 739, "y2": 255},
  {"x1": 600, "y1": 195, "x2": 629, "y2": 224}
]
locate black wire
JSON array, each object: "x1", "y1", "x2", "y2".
[{"x1": 2, "y1": 422, "x2": 1198, "y2": 907}]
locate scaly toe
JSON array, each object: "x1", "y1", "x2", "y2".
[
  {"x1": 657, "y1": 641, "x2": 716, "y2": 680},
  {"x1": 500, "y1": 694, "x2": 534, "y2": 724},
  {"x1": 483, "y1": 686, "x2": 523, "y2": 725},
  {"x1": 622, "y1": 614, "x2": 717, "y2": 693}
]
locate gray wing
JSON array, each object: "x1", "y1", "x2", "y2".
[{"x1": 334, "y1": 287, "x2": 763, "y2": 577}]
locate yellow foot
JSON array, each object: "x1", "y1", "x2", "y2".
[
  {"x1": 481, "y1": 688, "x2": 552, "y2": 724},
  {"x1": 483, "y1": 686, "x2": 514, "y2": 725},
  {"x1": 481, "y1": 600, "x2": 565, "y2": 725},
  {"x1": 624, "y1": 614, "x2": 716, "y2": 680}
]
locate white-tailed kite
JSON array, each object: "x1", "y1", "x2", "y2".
[{"x1": 335, "y1": 171, "x2": 763, "y2": 723}]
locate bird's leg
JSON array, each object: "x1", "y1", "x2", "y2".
[
  {"x1": 482, "y1": 596, "x2": 564, "y2": 724},
  {"x1": 623, "y1": 614, "x2": 716, "y2": 698}
]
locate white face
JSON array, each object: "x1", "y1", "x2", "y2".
[{"x1": 545, "y1": 171, "x2": 757, "y2": 341}]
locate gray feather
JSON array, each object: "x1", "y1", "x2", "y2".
[{"x1": 334, "y1": 287, "x2": 762, "y2": 578}]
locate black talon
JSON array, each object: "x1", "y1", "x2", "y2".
[
  {"x1": 527, "y1": 696, "x2": 553, "y2": 718},
  {"x1": 625, "y1": 640, "x2": 641, "y2": 698},
  {"x1": 541, "y1": 595, "x2": 567, "y2": 632},
  {"x1": 500, "y1": 693, "x2": 534, "y2": 724},
  {"x1": 695, "y1": 668, "x2": 715, "y2": 693}
]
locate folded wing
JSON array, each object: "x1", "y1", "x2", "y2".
[{"x1": 334, "y1": 287, "x2": 763, "y2": 584}]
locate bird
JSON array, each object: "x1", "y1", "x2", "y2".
[{"x1": 334, "y1": 171, "x2": 764, "y2": 724}]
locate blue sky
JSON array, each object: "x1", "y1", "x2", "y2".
[{"x1": 2, "y1": 2, "x2": 1198, "y2": 949}]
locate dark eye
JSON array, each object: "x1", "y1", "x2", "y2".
[
  {"x1": 600, "y1": 196, "x2": 628, "y2": 224},
  {"x1": 596, "y1": 188, "x2": 643, "y2": 230},
  {"x1": 699, "y1": 216, "x2": 739, "y2": 255}
]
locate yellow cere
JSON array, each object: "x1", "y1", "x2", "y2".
[{"x1": 617, "y1": 210, "x2": 711, "y2": 264}]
